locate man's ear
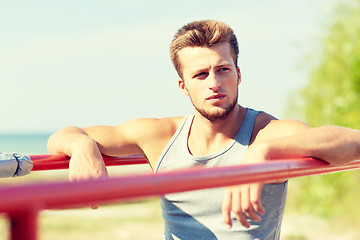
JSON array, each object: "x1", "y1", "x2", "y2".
[
  {"x1": 178, "y1": 78, "x2": 189, "y2": 96},
  {"x1": 237, "y1": 67, "x2": 241, "y2": 86}
]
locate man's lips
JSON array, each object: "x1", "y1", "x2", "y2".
[{"x1": 206, "y1": 94, "x2": 226, "y2": 100}]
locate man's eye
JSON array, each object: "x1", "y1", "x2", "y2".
[
  {"x1": 194, "y1": 72, "x2": 208, "y2": 79},
  {"x1": 219, "y1": 68, "x2": 230, "y2": 72}
]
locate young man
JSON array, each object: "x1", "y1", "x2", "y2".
[{"x1": 47, "y1": 20, "x2": 360, "y2": 239}]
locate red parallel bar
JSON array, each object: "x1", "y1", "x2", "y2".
[
  {"x1": 9, "y1": 208, "x2": 39, "y2": 240},
  {"x1": 1, "y1": 158, "x2": 360, "y2": 213},
  {"x1": 29, "y1": 154, "x2": 148, "y2": 171},
  {"x1": 2, "y1": 158, "x2": 360, "y2": 240}
]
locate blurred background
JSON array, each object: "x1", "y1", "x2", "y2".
[{"x1": 1, "y1": 0, "x2": 359, "y2": 239}]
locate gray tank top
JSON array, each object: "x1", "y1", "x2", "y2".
[{"x1": 155, "y1": 108, "x2": 287, "y2": 240}]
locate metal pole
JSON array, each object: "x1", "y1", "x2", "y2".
[
  {"x1": 1, "y1": 158, "x2": 360, "y2": 213},
  {"x1": 9, "y1": 208, "x2": 39, "y2": 240},
  {"x1": 29, "y1": 154, "x2": 148, "y2": 171}
]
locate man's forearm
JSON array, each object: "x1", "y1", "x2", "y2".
[
  {"x1": 263, "y1": 126, "x2": 360, "y2": 165},
  {"x1": 47, "y1": 126, "x2": 108, "y2": 182},
  {"x1": 47, "y1": 127, "x2": 97, "y2": 157}
]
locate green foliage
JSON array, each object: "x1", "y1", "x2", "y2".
[
  {"x1": 289, "y1": 171, "x2": 360, "y2": 218},
  {"x1": 286, "y1": 0, "x2": 360, "y2": 222},
  {"x1": 300, "y1": 0, "x2": 360, "y2": 128}
]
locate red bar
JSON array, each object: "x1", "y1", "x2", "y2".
[
  {"x1": 1, "y1": 158, "x2": 360, "y2": 213},
  {"x1": 1, "y1": 158, "x2": 360, "y2": 240},
  {"x1": 29, "y1": 154, "x2": 148, "y2": 171},
  {"x1": 9, "y1": 208, "x2": 39, "y2": 240}
]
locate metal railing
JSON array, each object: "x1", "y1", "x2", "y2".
[{"x1": 1, "y1": 154, "x2": 360, "y2": 240}]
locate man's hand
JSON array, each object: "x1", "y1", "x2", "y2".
[
  {"x1": 221, "y1": 144, "x2": 270, "y2": 229},
  {"x1": 222, "y1": 183, "x2": 265, "y2": 228},
  {"x1": 68, "y1": 146, "x2": 108, "y2": 182},
  {"x1": 69, "y1": 145, "x2": 108, "y2": 209},
  {"x1": 48, "y1": 130, "x2": 109, "y2": 209}
]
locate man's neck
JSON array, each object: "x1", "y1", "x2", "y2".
[{"x1": 188, "y1": 105, "x2": 246, "y2": 156}]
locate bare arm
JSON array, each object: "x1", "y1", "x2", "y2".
[
  {"x1": 47, "y1": 117, "x2": 182, "y2": 181},
  {"x1": 222, "y1": 118, "x2": 360, "y2": 229},
  {"x1": 47, "y1": 120, "x2": 152, "y2": 159},
  {"x1": 251, "y1": 125, "x2": 360, "y2": 165}
]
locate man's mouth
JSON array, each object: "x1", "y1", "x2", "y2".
[{"x1": 206, "y1": 94, "x2": 226, "y2": 100}]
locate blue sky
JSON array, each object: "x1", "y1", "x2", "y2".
[{"x1": 0, "y1": 0, "x2": 341, "y2": 133}]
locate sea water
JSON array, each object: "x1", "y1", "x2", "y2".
[{"x1": 0, "y1": 133, "x2": 51, "y2": 155}]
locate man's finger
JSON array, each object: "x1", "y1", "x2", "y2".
[
  {"x1": 250, "y1": 183, "x2": 265, "y2": 215},
  {"x1": 231, "y1": 189, "x2": 251, "y2": 228},
  {"x1": 222, "y1": 188, "x2": 233, "y2": 229},
  {"x1": 241, "y1": 186, "x2": 261, "y2": 223}
]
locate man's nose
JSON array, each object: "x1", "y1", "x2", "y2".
[{"x1": 208, "y1": 73, "x2": 221, "y2": 91}]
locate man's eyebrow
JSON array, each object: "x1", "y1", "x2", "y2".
[
  {"x1": 216, "y1": 62, "x2": 233, "y2": 68},
  {"x1": 190, "y1": 67, "x2": 210, "y2": 75},
  {"x1": 189, "y1": 62, "x2": 233, "y2": 75}
]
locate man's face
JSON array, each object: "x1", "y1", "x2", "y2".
[{"x1": 178, "y1": 43, "x2": 241, "y2": 122}]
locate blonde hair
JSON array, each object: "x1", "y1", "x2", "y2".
[{"x1": 170, "y1": 20, "x2": 239, "y2": 78}]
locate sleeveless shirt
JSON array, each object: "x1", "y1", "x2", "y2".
[{"x1": 154, "y1": 108, "x2": 288, "y2": 240}]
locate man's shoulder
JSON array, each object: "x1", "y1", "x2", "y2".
[
  {"x1": 251, "y1": 112, "x2": 310, "y2": 143},
  {"x1": 255, "y1": 111, "x2": 278, "y2": 127},
  {"x1": 135, "y1": 116, "x2": 185, "y2": 136},
  {"x1": 147, "y1": 116, "x2": 184, "y2": 128},
  {"x1": 117, "y1": 116, "x2": 185, "y2": 142},
  {"x1": 126, "y1": 116, "x2": 186, "y2": 166}
]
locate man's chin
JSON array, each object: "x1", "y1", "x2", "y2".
[
  {"x1": 198, "y1": 109, "x2": 231, "y2": 123},
  {"x1": 192, "y1": 97, "x2": 238, "y2": 122}
]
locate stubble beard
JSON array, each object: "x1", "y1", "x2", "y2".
[{"x1": 189, "y1": 93, "x2": 238, "y2": 123}]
